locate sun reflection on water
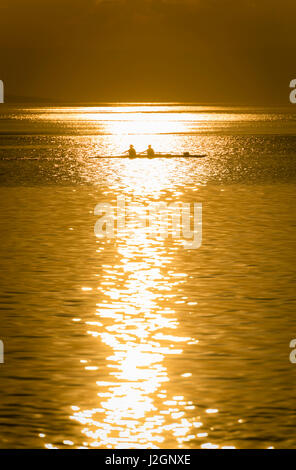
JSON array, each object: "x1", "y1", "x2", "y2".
[
  {"x1": 68, "y1": 226, "x2": 201, "y2": 448},
  {"x1": 43, "y1": 106, "x2": 234, "y2": 449}
]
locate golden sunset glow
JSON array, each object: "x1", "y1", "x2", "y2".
[{"x1": 68, "y1": 167, "x2": 203, "y2": 448}]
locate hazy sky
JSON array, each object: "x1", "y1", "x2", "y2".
[{"x1": 0, "y1": 0, "x2": 295, "y2": 103}]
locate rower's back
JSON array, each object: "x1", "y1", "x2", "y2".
[
  {"x1": 129, "y1": 146, "x2": 137, "y2": 158},
  {"x1": 147, "y1": 145, "x2": 155, "y2": 158}
]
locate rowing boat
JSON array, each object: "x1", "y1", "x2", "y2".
[{"x1": 90, "y1": 154, "x2": 207, "y2": 159}]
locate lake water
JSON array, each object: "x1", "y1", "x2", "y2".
[{"x1": 0, "y1": 104, "x2": 296, "y2": 449}]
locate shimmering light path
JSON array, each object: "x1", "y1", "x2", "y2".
[{"x1": 0, "y1": 105, "x2": 296, "y2": 449}]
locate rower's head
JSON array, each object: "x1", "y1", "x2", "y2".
[
  {"x1": 148, "y1": 145, "x2": 152, "y2": 148},
  {"x1": 130, "y1": 144, "x2": 134, "y2": 148}
]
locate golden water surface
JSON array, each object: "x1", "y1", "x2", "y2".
[{"x1": 0, "y1": 105, "x2": 296, "y2": 448}]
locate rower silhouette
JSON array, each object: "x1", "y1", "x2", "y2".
[
  {"x1": 128, "y1": 145, "x2": 137, "y2": 158},
  {"x1": 146, "y1": 145, "x2": 155, "y2": 158}
]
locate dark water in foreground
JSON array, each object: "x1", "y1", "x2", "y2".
[{"x1": 0, "y1": 105, "x2": 296, "y2": 449}]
